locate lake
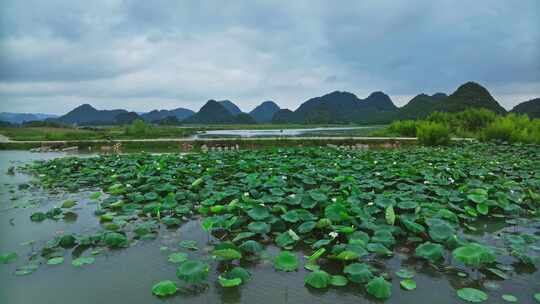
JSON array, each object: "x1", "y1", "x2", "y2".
[
  {"x1": 192, "y1": 126, "x2": 381, "y2": 138},
  {"x1": 0, "y1": 150, "x2": 538, "y2": 304}
]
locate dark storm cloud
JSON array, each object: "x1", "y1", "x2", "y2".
[{"x1": 0, "y1": 0, "x2": 538, "y2": 114}]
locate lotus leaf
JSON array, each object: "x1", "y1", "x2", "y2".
[
  {"x1": 304, "y1": 270, "x2": 330, "y2": 289},
  {"x1": 168, "y1": 252, "x2": 188, "y2": 264},
  {"x1": 152, "y1": 280, "x2": 178, "y2": 297},
  {"x1": 452, "y1": 243, "x2": 496, "y2": 268},
  {"x1": 274, "y1": 251, "x2": 298, "y2": 271},
  {"x1": 343, "y1": 263, "x2": 373, "y2": 283},
  {"x1": 457, "y1": 288, "x2": 488, "y2": 303},
  {"x1": 176, "y1": 260, "x2": 209, "y2": 284},
  {"x1": 415, "y1": 242, "x2": 445, "y2": 263},
  {"x1": 366, "y1": 276, "x2": 392, "y2": 299}
]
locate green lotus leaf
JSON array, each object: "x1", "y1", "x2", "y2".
[
  {"x1": 309, "y1": 190, "x2": 327, "y2": 202},
  {"x1": 176, "y1": 260, "x2": 209, "y2": 284},
  {"x1": 47, "y1": 257, "x2": 64, "y2": 265},
  {"x1": 275, "y1": 230, "x2": 298, "y2": 248},
  {"x1": 367, "y1": 243, "x2": 392, "y2": 256},
  {"x1": 162, "y1": 216, "x2": 181, "y2": 227},
  {"x1": 179, "y1": 240, "x2": 198, "y2": 250},
  {"x1": 248, "y1": 221, "x2": 270, "y2": 234},
  {"x1": 427, "y1": 219, "x2": 455, "y2": 242},
  {"x1": 72, "y1": 257, "x2": 95, "y2": 267},
  {"x1": 168, "y1": 252, "x2": 188, "y2": 264},
  {"x1": 476, "y1": 203, "x2": 489, "y2": 215},
  {"x1": 0, "y1": 252, "x2": 18, "y2": 264},
  {"x1": 247, "y1": 205, "x2": 269, "y2": 221},
  {"x1": 366, "y1": 276, "x2": 392, "y2": 299},
  {"x1": 457, "y1": 288, "x2": 488, "y2": 303},
  {"x1": 212, "y1": 248, "x2": 242, "y2": 261},
  {"x1": 218, "y1": 275, "x2": 242, "y2": 287},
  {"x1": 400, "y1": 279, "x2": 416, "y2": 290},
  {"x1": 343, "y1": 263, "x2": 373, "y2": 283},
  {"x1": 402, "y1": 219, "x2": 425, "y2": 234},
  {"x1": 281, "y1": 210, "x2": 300, "y2": 223},
  {"x1": 152, "y1": 280, "x2": 178, "y2": 297},
  {"x1": 415, "y1": 242, "x2": 445, "y2": 263},
  {"x1": 30, "y1": 212, "x2": 47, "y2": 222},
  {"x1": 239, "y1": 240, "x2": 263, "y2": 254},
  {"x1": 104, "y1": 232, "x2": 128, "y2": 248},
  {"x1": 395, "y1": 268, "x2": 415, "y2": 279},
  {"x1": 397, "y1": 201, "x2": 418, "y2": 210},
  {"x1": 324, "y1": 203, "x2": 349, "y2": 222},
  {"x1": 304, "y1": 270, "x2": 330, "y2": 289},
  {"x1": 333, "y1": 250, "x2": 359, "y2": 261},
  {"x1": 452, "y1": 243, "x2": 496, "y2": 268},
  {"x1": 371, "y1": 230, "x2": 395, "y2": 247},
  {"x1": 228, "y1": 266, "x2": 251, "y2": 283},
  {"x1": 329, "y1": 275, "x2": 348, "y2": 286},
  {"x1": 274, "y1": 251, "x2": 299, "y2": 271},
  {"x1": 298, "y1": 221, "x2": 317, "y2": 234},
  {"x1": 59, "y1": 235, "x2": 76, "y2": 248},
  {"x1": 61, "y1": 200, "x2": 77, "y2": 208},
  {"x1": 501, "y1": 294, "x2": 517, "y2": 302}
]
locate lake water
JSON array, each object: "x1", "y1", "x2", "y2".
[
  {"x1": 0, "y1": 150, "x2": 538, "y2": 304},
  {"x1": 192, "y1": 126, "x2": 381, "y2": 138}
]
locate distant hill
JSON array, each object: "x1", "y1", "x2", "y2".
[
  {"x1": 141, "y1": 107, "x2": 194, "y2": 122},
  {"x1": 433, "y1": 82, "x2": 506, "y2": 114},
  {"x1": 56, "y1": 104, "x2": 138, "y2": 125},
  {"x1": 511, "y1": 98, "x2": 540, "y2": 119},
  {"x1": 0, "y1": 112, "x2": 58, "y2": 124},
  {"x1": 396, "y1": 93, "x2": 447, "y2": 119},
  {"x1": 183, "y1": 100, "x2": 252, "y2": 124},
  {"x1": 271, "y1": 109, "x2": 296, "y2": 124},
  {"x1": 249, "y1": 101, "x2": 280, "y2": 123},
  {"x1": 275, "y1": 90, "x2": 398, "y2": 124},
  {"x1": 364, "y1": 92, "x2": 397, "y2": 111},
  {"x1": 218, "y1": 100, "x2": 243, "y2": 116}
]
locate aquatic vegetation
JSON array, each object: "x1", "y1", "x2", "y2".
[
  {"x1": 0, "y1": 252, "x2": 18, "y2": 264},
  {"x1": 13, "y1": 142, "x2": 540, "y2": 301},
  {"x1": 151, "y1": 280, "x2": 178, "y2": 297},
  {"x1": 457, "y1": 288, "x2": 488, "y2": 302}
]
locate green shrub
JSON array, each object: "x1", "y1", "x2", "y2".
[
  {"x1": 416, "y1": 122, "x2": 451, "y2": 146},
  {"x1": 482, "y1": 114, "x2": 540, "y2": 144},
  {"x1": 388, "y1": 120, "x2": 417, "y2": 137}
]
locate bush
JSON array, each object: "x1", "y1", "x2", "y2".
[
  {"x1": 482, "y1": 114, "x2": 540, "y2": 144},
  {"x1": 416, "y1": 122, "x2": 451, "y2": 146},
  {"x1": 388, "y1": 120, "x2": 417, "y2": 137},
  {"x1": 456, "y1": 108, "x2": 497, "y2": 132},
  {"x1": 124, "y1": 119, "x2": 150, "y2": 136}
]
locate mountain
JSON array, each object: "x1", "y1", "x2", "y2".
[
  {"x1": 140, "y1": 107, "x2": 194, "y2": 122},
  {"x1": 433, "y1": 82, "x2": 506, "y2": 114},
  {"x1": 271, "y1": 109, "x2": 296, "y2": 124},
  {"x1": 511, "y1": 98, "x2": 540, "y2": 119},
  {"x1": 182, "y1": 100, "x2": 237, "y2": 124},
  {"x1": 249, "y1": 101, "x2": 281, "y2": 123},
  {"x1": 56, "y1": 104, "x2": 134, "y2": 125},
  {"x1": 218, "y1": 100, "x2": 243, "y2": 116},
  {"x1": 364, "y1": 92, "x2": 398, "y2": 111},
  {"x1": 278, "y1": 90, "x2": 398, "y2": 124},
  {"x1": 396, "y1": 93, "x2": 447, "y2": 119},
  {"x1": 0, "y1": 112, "x2": 58, "y2": 124},
  {"x1": 114, "y1": 112, "x2": 141, "y2": 124}
]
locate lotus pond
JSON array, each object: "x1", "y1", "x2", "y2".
[{"x1": 0, "y1": 143, "x2": 539, "y2": 303}]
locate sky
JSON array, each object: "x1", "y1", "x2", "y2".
[{"x1": 0, "y1": 0, "x2": 539, "y2": 115}]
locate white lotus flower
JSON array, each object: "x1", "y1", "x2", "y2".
[
  {"x1": 329, "y1": 231, "x2": 338, "y2": 239},
  {"x1": 331, "y1": 198, "x2": 337, "y2": 202},
  {"x1": 424, "y1": 180, "x2": 429, "y2": 184}
]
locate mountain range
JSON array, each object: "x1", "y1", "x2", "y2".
[
  {"x1": 2, "y1": 81, "x2": 539, "y2": 125},
  {"x1": 0, "y1": 112, "x2": 58, "y2": 124}
]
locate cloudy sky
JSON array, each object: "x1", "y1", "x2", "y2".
[{"x1": 0, "y1": 0, "x2": 539, "y2": 115}]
